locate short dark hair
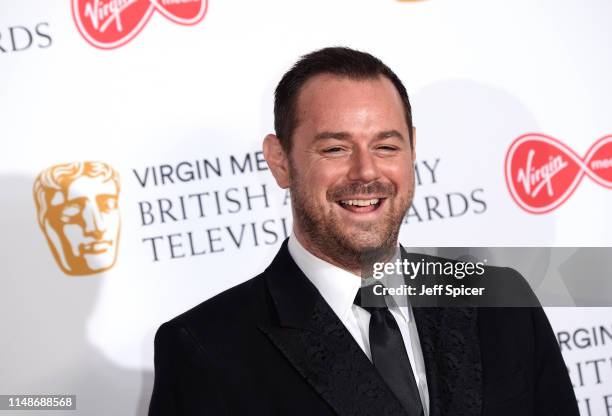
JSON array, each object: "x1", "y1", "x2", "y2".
[{"x1": 274, "y1": 46, "x2": 413, "y2": 154}]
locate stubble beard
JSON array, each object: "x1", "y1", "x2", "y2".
[{"x1": 290, "y1": 167, "x2": 414, "y2": 273}]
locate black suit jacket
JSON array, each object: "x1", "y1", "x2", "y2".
[{"x1": 149, "y1": 240, "x2": 579, "y2": 415}]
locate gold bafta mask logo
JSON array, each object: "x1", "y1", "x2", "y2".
[{"x1": 33, "y1": 162, "x2": 121, "y2": 276}]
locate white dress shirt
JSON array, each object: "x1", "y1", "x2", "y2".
[{"x1": 288, "y1": 234, "x2": 430, "y2": 416}]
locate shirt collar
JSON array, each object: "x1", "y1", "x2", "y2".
[
  {"x1": 288, "y1": 233, "x2": 362, "y2": 322},
  {"x1": 367, "y1": 245, "x2": 410, "y2": 322},
  {"x1": 287, "y1": 233, "x2": 410, "y2": 323}
]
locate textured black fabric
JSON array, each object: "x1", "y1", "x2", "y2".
[
  {"x1": 354, "y1": 287, "x2": 424, "y2": 415},
  {"x1": 413, "y1": 306, "x2": 483, "y2": 416},
  {"x1": 149, "y1": 239, "x2": 580, "y2": 416}
]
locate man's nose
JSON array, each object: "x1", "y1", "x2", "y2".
[
  {"x1": 347, "y1": 147, "x2": 381, "y2": 183},
  {"x1": 82, "y1": 202, "x2": 106, "y2": 238}
]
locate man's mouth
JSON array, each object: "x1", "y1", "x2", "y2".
[{"x1": 337, "y1": 197, "x2": 385, "y2": 213}]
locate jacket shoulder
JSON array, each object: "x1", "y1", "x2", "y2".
[{"x1": 161, "y1": 271, "x2": 271, "y2": 341}]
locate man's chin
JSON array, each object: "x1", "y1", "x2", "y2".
[{"x1": 333, "y1": 231, "x2": 394, "y2": 253}]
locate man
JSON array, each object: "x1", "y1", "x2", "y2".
[
  {"x1": 33, "y1": 161, "x2": 121, "y2": 276},
  {"x1": 149, "y1": 47, "x2": 578, "y2": 415}
]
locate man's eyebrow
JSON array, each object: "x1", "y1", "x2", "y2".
[
  {"x1": 313, "y1": 131, "x2": 352, "y2": 141},
  {"x1": 376, "y1": 130, "x2": 405, "y2": 141},
  {"x1": 313, "y1": 130, "x2": 405, "y2": 141}
]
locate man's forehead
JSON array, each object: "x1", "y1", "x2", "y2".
[
  {"x1": 294, "y1": 74, "x2": 407, "y2": 133},
  {"x1": 297, "y1": 73, "x2": 398, "y2": 100}
]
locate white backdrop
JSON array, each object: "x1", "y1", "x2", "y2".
[{"x1": 1, "y1": 0, "x2": 611, "y2": 414}]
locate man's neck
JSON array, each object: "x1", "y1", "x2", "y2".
[{"x1": 291, "y1": 229, "x2": 397, "y2": 277}]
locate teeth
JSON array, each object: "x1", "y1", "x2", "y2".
[{"x1": 340, "y1": 198, "x2": 380, "y2": 206}]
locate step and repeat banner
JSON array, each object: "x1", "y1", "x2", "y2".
[{"x1": 1, "y1": 0, "x2": 611, "y2": 414}]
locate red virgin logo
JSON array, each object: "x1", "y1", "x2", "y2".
[
  {"x1": 72, "y1": 0, "x2": 208, "y2": 49},
  {"x1": 505, "y1": 133, "x2": 612, "y2": 214}
]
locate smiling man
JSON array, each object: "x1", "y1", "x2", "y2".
[
  {"x1": 149, "y1": 47, "x2": 578, "y2": 416},
  {"x1": 267, "y1": 69, "x2": 415, "y2": 274}
]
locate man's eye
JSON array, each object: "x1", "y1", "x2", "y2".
[
  {"x1": 377, "y1": 145, "x2": 398, "y2": 152},
  {"x1": 322, "y1": 147, "x2": 344, "y2": 154}
]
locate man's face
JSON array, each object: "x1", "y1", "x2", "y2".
[
  {"x1": 44, "y1": 175, "x2": 120, "y2": 275},
  {"x1": 287, "y1": 74, "x2": 415, "y2": 268}
]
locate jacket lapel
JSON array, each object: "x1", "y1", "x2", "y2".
[
  {"x1": 412, "y1": 307, "x2": 482, "y2": 416},
  {"x1": 258, "y1": 241, "x2": 483, "y2": 415},
  {"x1": 259, "y1": 241, "x2": 408, "y2": 416},
  {"x1": 403, "y1": 249, "x2": 483, "y2": 416}
]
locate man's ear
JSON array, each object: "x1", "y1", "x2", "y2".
[
  {"x1": 411, "y1": 126, "x2": 417, "y2": 162},
  {"x1": 263, "y1": 134, "x2": 291, "y2": 189}
]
